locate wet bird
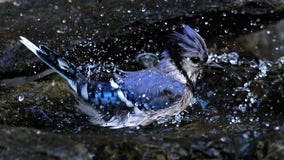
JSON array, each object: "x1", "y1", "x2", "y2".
[{"x1": 20, "y1": 24, "x2": 209, "y2": 128}]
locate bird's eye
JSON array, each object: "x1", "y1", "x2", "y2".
[{"x1": 189, "y1": 57, "x2": 200, "y2": 64}]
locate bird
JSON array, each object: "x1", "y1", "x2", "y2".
[{"x1": 19, "y1": 24, "x2": 209, "y2": 128}]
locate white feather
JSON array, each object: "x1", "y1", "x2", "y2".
[
  {"x1": 134, "y1": 106, "x2": 143, "y2": 115},
  {"x1": 117, "y1": 89, "x2": 133, "y2": 107},
  {"x1": 57, "y1": 58, "x2": 69, "y2": 70},
  {"x1": 19, "y1": 36, "x2": 43, "y2": 55},
  {"x1": 80, "y1": 83, "x2": 89, "y2": 100},
  {"x1": 110, "y1": 79, "x2": 119, "y2": 89},
  {"x1": 68, "y1": 79, "x2": 77, "y2": 93}
]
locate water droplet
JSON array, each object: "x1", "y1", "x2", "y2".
[
  {"x1": 257, "y1": 60, "x2": 268, "y2": 78},
  {"x1": 249, "y1": 97, "x2": 257, "y2": 104},
  {"x1": 263, "y1": 122, "x2": 270, "y2": 127},
  {"x1": 242, "y1": 133, "x2": 249, "y2": 139},
  {"x1": 266, "y1": 30, "x2": 271, "y2": 35},
  {"x1": 274, "y1": 126, "x2": 280, "y2": 131},
  {"x1": 57, "y1": 30, "x2": 65, "y2": 34},
  {"x1": 13, "y1": 1, "x2": 21, "y2": 7},
  {"x1": 141, "y1": 8, "x2": 146, "y2": 12},
  {"x1": 231, "y1": 116, "x2": 241, "y2": 123},
  {"x1": 220, "y1": 137, "x2": 228, "y2": 142},
  {"x1": 51, "y1": 81, "x2": 56, "y2": 87},
  {"x1": 18, "y1": 95, "x2": 25, "y2": 102}
]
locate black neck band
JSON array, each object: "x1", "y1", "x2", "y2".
[{"x1": 168, "y1": 51, "x2": 195, "y2": 92}]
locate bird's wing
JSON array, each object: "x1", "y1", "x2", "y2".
[{"x1": 122, "y1": 68, "x2": 185, "y2": 110}]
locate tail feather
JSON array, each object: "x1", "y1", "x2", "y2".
[{"x1": 19, "y1": 36, "x2": 77, "y2": 82}]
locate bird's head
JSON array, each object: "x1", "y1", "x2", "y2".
[{"x1": 167, "y1": 24, "x2": 209, "y2": 85}]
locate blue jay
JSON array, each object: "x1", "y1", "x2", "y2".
[{"x1": 20, "y1": 24, "x2": 209, "y2": 128}]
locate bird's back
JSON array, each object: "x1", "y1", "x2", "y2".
[{"x1": 121, "y1": 68, "x2": 186, "y2": 110}]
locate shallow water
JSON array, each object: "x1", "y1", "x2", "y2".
[{"x1": 0, "y1": 0, "x2": 284, "y2": 159}]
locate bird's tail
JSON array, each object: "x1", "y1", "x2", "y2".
[{"x1": 19, "y1": 36, "x2": 80, "y2": 82}]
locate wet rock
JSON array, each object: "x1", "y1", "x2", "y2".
[
  {"x1": 0, "y1": 76, "x2": 89, "y2": 132},
  {"x1": 235, "y1": 19, "x2": 284, "y2": 61},
  {"x1": 0, "y1": 0, "x2": 284, "y2": 77},
  {"x1": 0, "y1": 126, "x2": 89, "y2": 160},
  {"x1": 0, "y1": 40, "x2": 40, "y2": 79},
  {"x1": 0, "y1": 0, "x2": 284, "y2": 159}
]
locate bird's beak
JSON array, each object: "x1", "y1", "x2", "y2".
[{"x1": 204, "y1": 61, "x2": 224, "y2": 70}]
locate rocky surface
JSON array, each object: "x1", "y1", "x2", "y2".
[
  {"x1": 0, "y1": 126, "x2": 89, "y2": 159},
  {"x1": 0, "y1": 0, "x2": 284, "y2": 159},
  {"x1": 1, "y1": 0, "x2": 284, "y2": 78}
]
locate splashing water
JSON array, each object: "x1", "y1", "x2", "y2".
[{"x1": 187, "y1": 51, "x2": 284, "y2": 129}]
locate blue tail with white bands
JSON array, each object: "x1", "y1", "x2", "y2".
[
  {"x1": 19, "y1": 36, "x2": 79, "y2": 82},
  {"x1": 19, "y1": 36, "x2": 137, "y2": 111}
]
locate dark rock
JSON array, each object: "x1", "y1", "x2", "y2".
[
  {"x1": 0, "y1": 0, "x2": 284, "y2": 159},
  {"x1": 0, "y1": 125, "x2": 89, "y2": 160},
  {"x1": 0, "y1": 0, "x2": 284, "y2": 77}
]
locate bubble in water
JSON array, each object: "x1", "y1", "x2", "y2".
[
  {"x1": 141, "y1": 8, "x2": 146, "y2": 12},
  {"x1": 279, "y1": 56, "x2": 284, "y2": 64},
  {"x1": 228, "y1": 52, "x2": 239, "y2": 65},
  {"x1": 18, "y1": 95, "x2": 25, "y2": 102},
  {"x1": 135, "y1": 52, "x2": 158, "y2": 68},
  {"x1": 231, "y1": 116, "x2": 241, "y2": 124},
  {"x1": 238, "y1": 104, "x2": 247, "y2": 113}
]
